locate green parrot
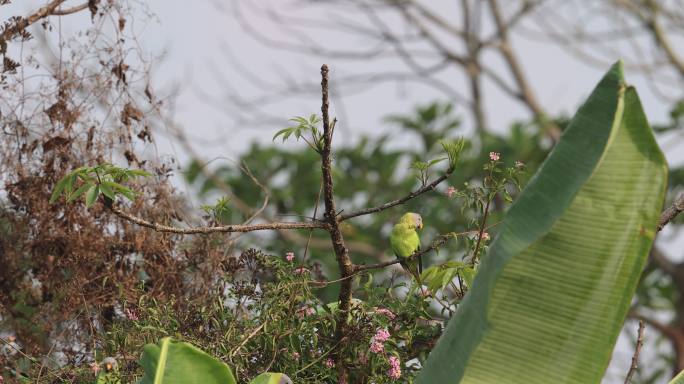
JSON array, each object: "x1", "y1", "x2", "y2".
[{"x1": 390, "y1": 212, "x2": 423, "y2": 283}]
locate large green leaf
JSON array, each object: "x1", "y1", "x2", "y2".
[
  {"x1": 249, "y1": 372, "x2": 293, "y2": 384},
  {"x1": 669, "y1": 369, "x2": 684, "y2": 384},
  {"x1": 138, "y1": 337, "x2": 236, "y2": 384},
  {"x1": 418, "y1": 62, "x2": 667, "y2": 383}
]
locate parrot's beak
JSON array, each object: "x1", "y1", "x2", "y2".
[{"x1": 418, "y1": 222, "x2": 423, "y2": 230}]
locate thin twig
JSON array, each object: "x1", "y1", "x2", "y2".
[
  {"x1": 624, "y1": 320, "x2": 646, "y2": 384},
  {"x1": 228, "y1": 322, "x2": 267, "y2": 358},
  {"x1": 339, "y1": 171, "x2": 453, "y2": 221},
  {"x1": 628, "y1": 310, "x2": 679, "y2": 341},
  {"x1": 239, "y1": 161, "x2": 270, "y2": 225},
  {"x1": 657, "y1": 192, "x2": 684, "y2": 232},
  {"x1": 303, "y1": 181, "x2": 323, "y2": 262},
  {"x1": 109, "y1": 204, "x2": 327, "y2": 234},
  {"x1": 51, "y1": 2, "x2": 90, "y2": 16},
  {"x1": 470, "y1": 196, "x2": 492, "y2": 265}
]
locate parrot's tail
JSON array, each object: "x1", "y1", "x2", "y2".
[{"x1": 400, "y1": 259, "x2": 422, "y2": 287}]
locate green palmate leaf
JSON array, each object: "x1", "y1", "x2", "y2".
[
  {"x1": 85, "y1": 185, "x2": 100, "y2": 207},
  {"x1": 67, "y1": 183, "x2": 92, "y2": 203},
  {"x1": 49, "y1": 175, "x2": 70, "y2": 203},
  {"x1": 138, "y1": 337, "x2": 236, "y2": 384},
  {"x1": 99, "y1": 182, "x2": 116, "y2": 200},
  {"x1": 460, "y1": 266, "x2": 475, "y2": 288},
  {"x1": 418, "y1": 61, "x2": 667, "y2": 383},
  {"x1": 249, "y1": 373, "x2": 293, "y2": 384}
]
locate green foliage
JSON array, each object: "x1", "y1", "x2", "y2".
[
  {"x1": 440, "y1": 137, "x2": 466, "y2": 171},
  {"x1": 201, "y1": 196, "x2": 232, "y2": 224},
  {"x1": 418, "y1": 62, "x2": 668, "y2": 383},
  {"x1": 139, "y1": 337, "x2": 237, "y2": 384},
  {"x1": 94, "y1": 249, "x2": 440, "y2": 383},
  {"x1": 421, "y1": 262, "x2": 472, "y2": 295},
  {"x1": 49, "y1": 163, "x2": 150, "y2": 206},
  {"x1": 273, "y1": 114, "x2": 325, "y2": 153},
  {"x1": 385, "y1": 102, "x2": 460, "y2": 151},
  {"x1": 410, "y1": 157, "x2": 446, "y2": 186}
]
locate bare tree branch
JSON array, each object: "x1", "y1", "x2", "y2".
[
  {"x1": 51, "y1": 2, "x2": 90, "y2": 16},
  {"x1": 629, "y1": 310, "x2": 680, "y2": 342},
  {"x1": 487, "y1": 0, "x2": 561, "y2": 141},
  {"x1": 339, "y1": 171, "x2": 452, "y2": 221},
  {"x1": 1, "y1": 0, "x2": 69, "y2": 42},
  {"x1": 624, "y1": 320, "x2": 646, "y2": 384},
  {"x1": 108, "y1": 204, "x2": 327, "y2": 234},
  {"x1": 318, "y1": 64, "x2": 352, "y2": 382},
  {"x1": 657, "y1": 192, "x2": 684, "y2": 232},
  {"x1": 617, "y1": 0, "x2": 684, "y2": 78}
]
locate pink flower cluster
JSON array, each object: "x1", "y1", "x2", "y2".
[
  {"x1": 388, "y1": 356, "x2": 401, "y2": 380},
  {"x1": 446, "y1": 186, "x2": 457, "y2": 198},
  {"x1": 489, "y1": 152, "x2": 500, "y2": 161},
  {"x1": 295, "y1": 306, "x2": 316, "y2": 318},
  {"x1": 294, "y1": 267, "x2": 309, "y2": 275},
  {"x1": 124, "y1": 308, "x2": 139, "y2": 321},
  {"x1": 481, "y1": 232, "x2": 490, "y2": 241},
  {"x1": 375, "y1": 307, "x2": 396, "y2": 320},
  {"x1": 324, "y1": 358, "x2": 335, "y2": 368},
  {"x1": 285, "y1": 252, "x2": 295, "y2": 262},
  {"x1": 369, "y1": 340, "x2": 384, "y2": 353},
  {"x1": 369, "y1": 328, "x2": 390, "y2": 353}
]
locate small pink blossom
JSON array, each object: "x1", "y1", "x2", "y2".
[
  {"x1": 124, "y1": 308, "x2": 139, "y2": 321},
  {"x1": 481, "y1": 232, "x2": 490, "y2": 241},
  {"x1": 489, "y1": 152, "x2": 500, "y2": 161},
  {"x1": 292, "y1": 351, "x2": 300, "y2": 360},
  {"x1": 419, "y1": 286, "x2": 431, "y2": 298},
  {"x1": 285, "y1": 252, "x2": 295, "y2": 262},
  {"x1": 294, "y1": 267, "x2": 309, "y2": 275},
  {"x1": 446, "y1": 186, "x2": 457, "y2": 198},
  {"x1": 90, "y1": 362, "x2": 100, "y2": 374},
  {"x1": 388, "y1": 356, "x2": 401, "y2": 380},
  {"x1": 375, "y1": 308, "x2": 396, "y2": 320},
  {"x1": 374, "y1": 328, "x2": 390, "y2": 343},
  {"x1": 324, "y1": 358, "x2": 335, "y2": 368},
  {"x1": 296, "y1": 306, "x2": 316, "y2": 318},
  {"x1": 369, "y1": 340, "x2": 384, "y2": 353}
]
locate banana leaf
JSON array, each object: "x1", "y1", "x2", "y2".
[{"x1": 418, "y1": 61, "x2": 667, "y2": 383}]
